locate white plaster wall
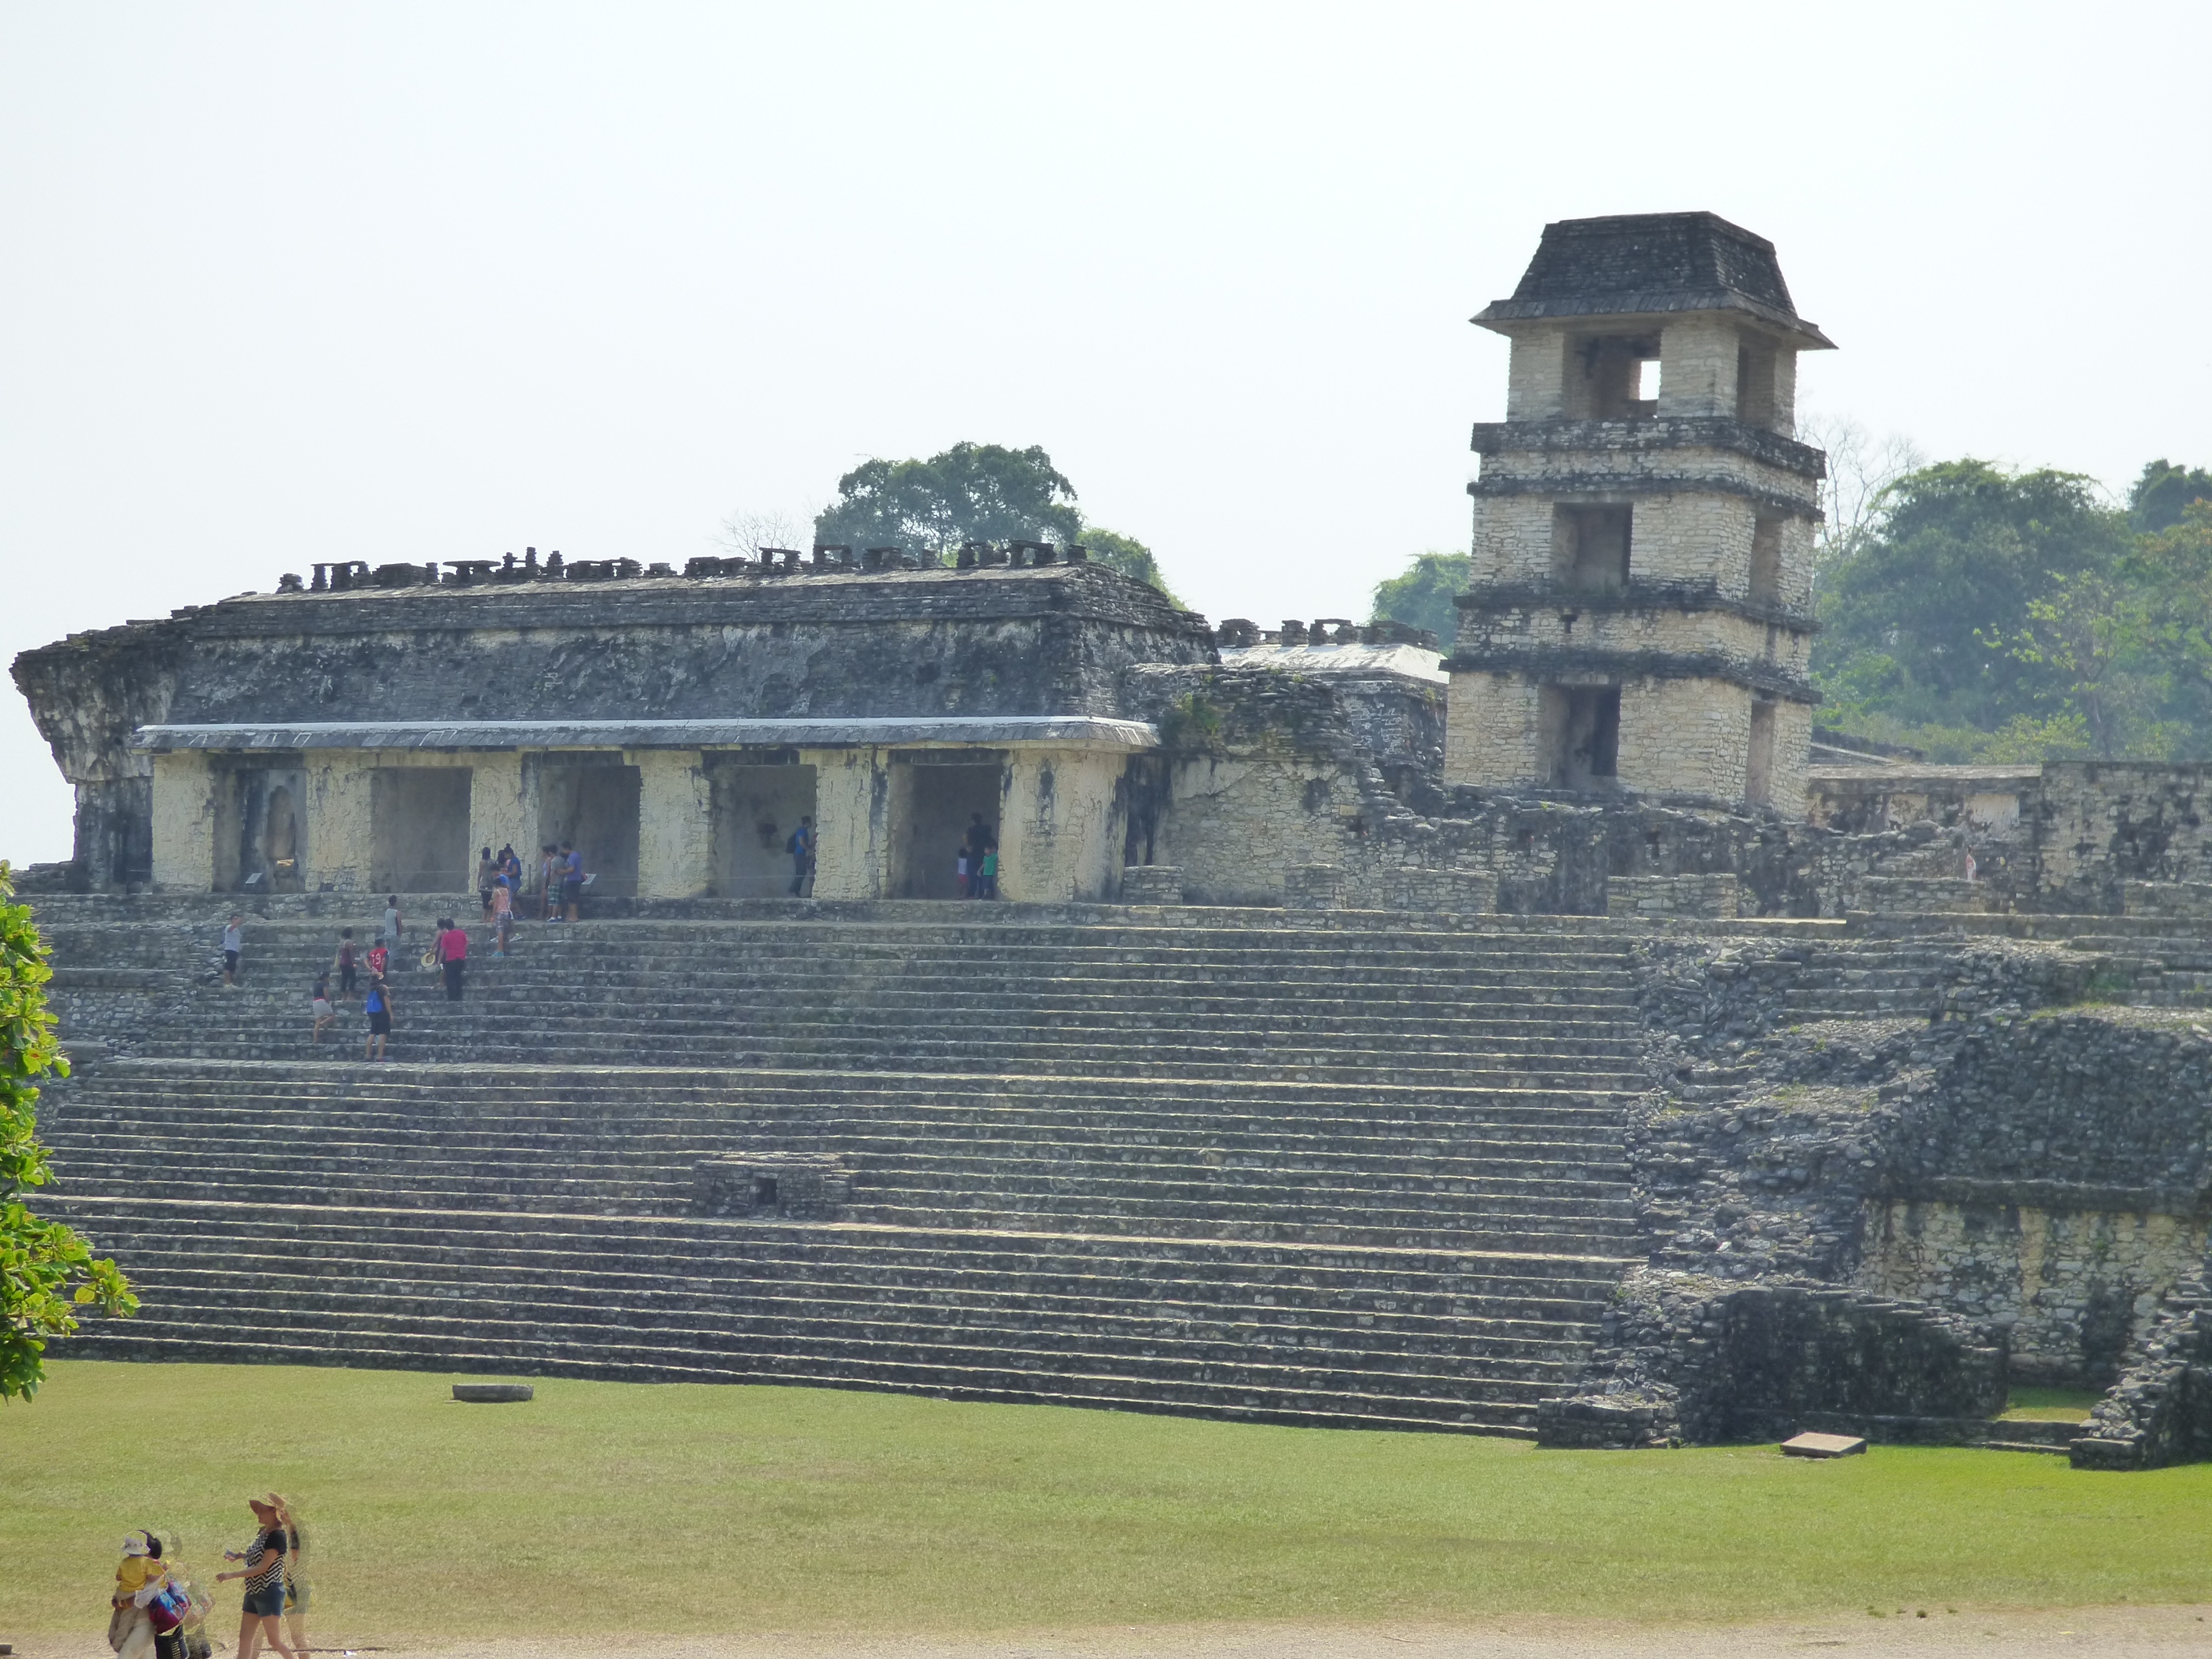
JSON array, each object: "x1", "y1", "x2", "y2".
[
  {"x1": 466, "y1": 752, "x2": 530, "y2": 877},
  {"x1": 998, "y1": 746, "x2": 1129, "y2": 903},
  {"x1": 303, "y1": 752, "x2": 374, "y2": 893},
  {"x1": 634, "y1": 749, "x2": 713, "y2": 899},
  {"x1": 150, "y1": 750, "x2": 216, "y2": 893},
  {"x1": 805, "y1": 746, "x2": 888, "y2": 900}
]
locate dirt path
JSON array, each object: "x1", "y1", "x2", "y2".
[{"x1": 16, "y1": 1606, "x2": 2212, "y2": 1659}]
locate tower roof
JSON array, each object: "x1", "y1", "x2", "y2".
[{"x1": 1474, "y1": 212, "x2": 1834, "y2": 346}]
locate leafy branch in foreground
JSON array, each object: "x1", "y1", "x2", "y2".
[{"x1": 2, "y1": 861, "x2": 135, "y2": 1402}]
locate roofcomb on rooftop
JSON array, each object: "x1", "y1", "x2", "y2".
[{"x1": 1474, "y1": 211, "x2": 1833, "y2": 347}]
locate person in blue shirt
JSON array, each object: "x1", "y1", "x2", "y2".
[
  {"x1": 787, "y1": 815, "x2": 814, "y2": 896},
  {"x1": 560, "y1": 841, "x2": 585, "y2": 921},
  {"x1": 362, "y1": 973, "x2": 395, "y2": 1061}
]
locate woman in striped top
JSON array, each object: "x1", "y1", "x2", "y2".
[{"x1": 215, "y1": 1497, "x2": 297, "y2": 1658}]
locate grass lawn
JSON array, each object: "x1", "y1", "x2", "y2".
[{"x1": 4, "y1": 1361, "x2": 2210, "y2": 1641}]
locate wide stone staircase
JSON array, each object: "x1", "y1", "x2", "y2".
[{"x1": 34, "y1": 906, "x2": 1651, "y2": 1434}]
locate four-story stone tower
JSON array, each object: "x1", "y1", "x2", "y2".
[{"x1": 1445, "y1": 211, "x2": 1830, "y2": 814}]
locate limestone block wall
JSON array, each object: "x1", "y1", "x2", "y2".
[
  {"x1": 1443, "y1": 672, "x2": 1545, "y2": 789},
  {"x1": 1469, "y1": 496, "x2": 1558, "y2": 586},
  {"x1": 1629, "y1": 493, "x2": 1751, "y2": 590},
  {"x1": 1452, "y1": 605, "x2": 1813, "y2": 686},
  {"x1": 2034, "y1": 762, "x2": 2212, "y2": 910},
  {"x1": 150, "y1": 750, "x2": 215, "y2": 892},
  {"x1": 1616, "y1": 677, "x2": 1749, "y2": 800},
  {"x1": 1766, "y1": 700, "x2": 1812, "y2": 821},
  {"x1": 1655, "y1": 316, "x2": 1740, "y2": 418},
  {"x1": 1472, "y1": 436, "x2": 1820, "y2": 510},
  {"x1": 1503, "y1": 329, "x2": 1567, "y2": 422},
  {"x1": 1858, "y1": 1200, "x2": 2208, "y2": 1384},
  {"x1": 1148, "y1": 752, "x2": 1366, "y2": 906}
]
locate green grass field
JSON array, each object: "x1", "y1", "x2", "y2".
[{"x1": 4, "y1": 1362, "x2": 2208, "y2": 1641}]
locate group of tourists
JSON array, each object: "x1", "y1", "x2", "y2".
[
  {"x1": 108, "y1": 1494, "x2": 308, "y2": 1659},
  {"x1": 222, "y1": 834, "x2": 597, "y2": 1060}
]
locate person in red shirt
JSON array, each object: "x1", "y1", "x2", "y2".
[{"x1": 436, "y1": 916, "x2": 470, "y2": 1002}]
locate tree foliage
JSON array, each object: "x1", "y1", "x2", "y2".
[
  {"x1": 1815, "y1": 456, "x2": 2212, "y2": 761},
  {"x1": 814, "y1": 442, "x2": 1082, "y2": 559},
  {"x1": 808, "y1": 442, "x2": 1182, "y2": 600},
  {"x1": 2, "y1": 862, "x2": 134, "y2": 1402},
  {"x1": 2130, "y1": 459, "x2": 2212, "y2": 534},
  {"x1": 1078, "y1": 527, "x2": 1180, "y2": 603},
  {"x1": 1369, "y1": 552, "x2": 1472, "y2": 647}
]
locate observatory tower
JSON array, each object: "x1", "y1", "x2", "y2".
[{"x1": 1445, "y1": 211, "x2": 1831, "y2": 813}]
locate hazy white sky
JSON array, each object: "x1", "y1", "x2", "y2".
[{"x1": 5, "y1": 2, "x2": 2208, "y2": 864}]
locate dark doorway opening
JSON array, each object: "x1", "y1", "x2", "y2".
[
  {"x1": 371, "y1": 769, "x2": 473, "y2": 892},
  {"x1": 1540, "y1": 686, "x2": 1620, "y2": 790},
  {"x1": 1554, "y1": 505, "x2": 1632, "y2": 594},
  {"x1": 709, "y1": 756, "x2": 819, "y2": 897},
  {"x1": 1746, "y1": 701, "x2": 1777, "y2": 805},
  {"x1": 214, "y1": 766, "x2": 308, "y2": 893},
  {"x1": 889, "y1": 754, "x2": 1003, "y2": 899},
  {"x1": 538, "y1": 759, "x2": 642, "y2": 897}
]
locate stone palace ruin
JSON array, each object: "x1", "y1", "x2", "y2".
[{"x1": 14, "y1": 213, "x2": 2212, "y2": 1467}]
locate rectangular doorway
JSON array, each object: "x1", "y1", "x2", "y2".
[
  {"x1": 710, "y1": 758, "x2": 819, "y2": 897},
  {"x1": 370, "y1": 769, "x2": 473, "y2": 893},
  {"x1": 1746, "y1": 700, "x2": 1777, "y2": 806},
  {"x1": 1538, "y1": 686, "x2": 1620, "y2": 790},
  {"x1": 538, "y1": 760, "x2": 642, "y2": 897},
  {"x1": 214, "y1": 766, "x2": 307, "y2": 893},
  {"x1": 889, "y1": 754, "x2": 1004, "y2": 899}
]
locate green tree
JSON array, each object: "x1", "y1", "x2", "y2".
[
  {"x1": 2, "y1": 861, "x2": 134, "y2": 1402},
  {"x1": 1078, "y1": 527, "x2": 1180, "y2": 602},
  {"x1": 814, "y1": 442, "x2": 1083, "y2": 559},
  {"x1": 1369, "y1": 552, "x2": 1471, "y2": 647},
  {"x1": 2130, "y1": 459, "x2": 2212, "y2": 534},
  {"x1": 1814, "y1": 459, "x2": 2129, "y2": 734}
]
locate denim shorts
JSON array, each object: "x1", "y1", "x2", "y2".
[{"x1": 243, "y1": 1582, "x2": 286, "y2": 1617}]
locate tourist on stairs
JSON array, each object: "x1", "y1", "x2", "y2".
[
  {"x1": 310, "y1": 973, "x2": 335, "y2": 1044},
  {"x1": 332, "y1": 927, "x2": 358, "y2": 1001},
  {"x1": 560, "y1": 840, "x2": 585, "y2": 921},
  {"x1": 437, "y1": 916, "x2": 469, "y2": 1001},
  {"x1": 219, "y1": 913, "x2": 244, "y2": 989},
  {"x1": 363, "y1": 973, "x2": 394, "y2": 1061},
  {"x1": 490, "y1": 874, "x2": 514, "y2": 956},
  {"x1": 477, "y1": 846, "x2": 498, "y2": 921}
]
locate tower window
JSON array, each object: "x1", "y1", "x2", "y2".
[
  {"x1": 1570, "y1": 334, "x2": 1660, "y2": 419},
  {"x1": 1540, "y1": 686, "x2": 1621, "y2": 790},
  {"x1": 1554, "y1": 505, "x2": 1632, "y2": 594},
  {"x1": 1737, "y1": 340, "x2": 1778, "y2": 428},
  {"x1": 1746, "y1": 701, "x2": 1777, "y2": 806},
  {"x1": 1749, "y1": 514, "x2": 1783, "y2": 603}
]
